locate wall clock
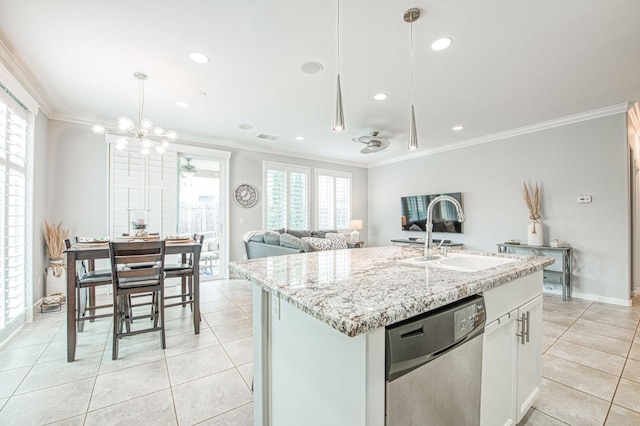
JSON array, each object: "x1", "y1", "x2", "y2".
[{"x1": 234, "y1": 183, "x2": 258, "y2": 208}]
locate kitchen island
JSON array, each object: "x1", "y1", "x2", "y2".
[{"x1": 229, "y1": 246, "x2": 554, "y2": 426}]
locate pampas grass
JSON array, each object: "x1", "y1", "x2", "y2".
[
  {"x1": 44, "y1": 221, "x2": 69, "y2": 260},
  {"x1": 523, "y1": 182, "x2": 541, "y2": 222}
]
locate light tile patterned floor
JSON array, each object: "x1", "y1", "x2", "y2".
[
  {"x1": 0, "y1": 279, "x2": 255, "y2": 426},
  {"x1": 2, "y1": 281, "x2": 640, "y2": 425},
  {"x1": 521, "y1": 294, "x2": 640, "y2": 425}
]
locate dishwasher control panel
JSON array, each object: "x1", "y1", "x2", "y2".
[{"x1": 453, "y1": 300, "x2": 485, "y2": 341}]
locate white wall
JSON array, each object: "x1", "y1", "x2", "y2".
[
  {"x1": 45, "y1": 121, "x2": 368, "y2": 265},
  {"x1": 32, "y1": 112, "x2": 48, "y2": 303},
  {"x1": 368, "y1": 114, "x2": 630, "y2": 303}
]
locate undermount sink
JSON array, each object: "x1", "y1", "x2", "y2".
[{"x1": 400, "y1": 253, "x2": 517, "y2": 272}]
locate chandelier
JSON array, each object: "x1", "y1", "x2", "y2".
[{"x1": 91, "y1": 72, "x2": 177, "y2": 154}]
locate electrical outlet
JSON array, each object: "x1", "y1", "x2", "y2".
[
  {"x1": 578, "y1": 195, "x2": 592, "y2": 204},
  {"x1": 271, "y1": 293, "x2": 280, "y2": 320}
]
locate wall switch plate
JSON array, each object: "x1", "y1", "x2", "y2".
[
  {"x1": 271, "y1": 293, "x2": 280, "y2": 320},
  {"x1": 578, "y1": 195, "x2": 592, "y2": 204}
]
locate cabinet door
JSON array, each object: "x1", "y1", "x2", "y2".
[
  {"x1": 480, "y1": 310, "x2": 518, "y2": 426},
  {"x1": 516, "y1": 295, "x2": 543, "y2": 423}
]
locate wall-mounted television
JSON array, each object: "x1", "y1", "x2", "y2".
[{"x1": 400, "y1": 192, "x2": 463, "y2": 233}]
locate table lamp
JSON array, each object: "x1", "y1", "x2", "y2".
[{"x1": 349, "y1": 219, "x2": 363, "y2": 243}]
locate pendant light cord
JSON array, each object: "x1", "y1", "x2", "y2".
[
  {"x1": 139, "y1": 77, "x2": 145, "y2": 127},
  {"x1": 337, "y1": 0, "x2": 341, "y2": 72},
  {"x1": 410, "y1": 19, "x2": 414, "y2": 104}
]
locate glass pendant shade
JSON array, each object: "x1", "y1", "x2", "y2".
[
  {"x1": 333, "y1": 74, "x2": 345, "y2": 132},
  {"x1": 408, "y1": 104, "x2": 418, "y2": 150}
]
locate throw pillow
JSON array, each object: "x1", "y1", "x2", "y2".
[
  {"x1": 263, "y1": 230, "x2": 281, "y2": 245},
  {"x1": 311, "y1": 229, "x2": 338, "y2": 238},
  {"x1": 302, "y1": 237, "x2": 333, "y2": 251},
  {"x1": 326, "y1": 233, "x2": 348, "y2": 249},
  {"x1": 280, "y1": 233, "x2": 313, "y2": 252},
  {"x1": 249, "y1": 234, "x2": 264, "y2": 243},
  {"x1": 286, "y1": 229, "x2": 312, "y2": 239}
]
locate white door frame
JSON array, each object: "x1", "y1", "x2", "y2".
[{"x1": 173, "y1": 144, "x2": 231, "y2": 279}]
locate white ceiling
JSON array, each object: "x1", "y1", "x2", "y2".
[{"x1": 1, "y1": 0, "x2": 639, "y2": 167}]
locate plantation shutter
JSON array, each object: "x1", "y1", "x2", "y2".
[
  {"x1": 0, "y1": 82, "x2": 33, "y2": 342},
  {"x1": 264, "y1": 162, "x2": 309, "y2": 230},
  {"x1": 316, "y1": 169, "x2": 351, "y2": 230},
  {"x1": 109, "y1": 141, "x2": 177, "y2": 237}
]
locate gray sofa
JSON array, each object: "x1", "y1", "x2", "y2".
[
  {"x1": 244, "y1": 229, "x2": 343, "y2": 259},
  {"x1": 245, "y1": 241, "x2": 303, "y2": 259}
]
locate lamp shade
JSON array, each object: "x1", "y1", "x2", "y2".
[{"x1": 349, "y1": 219, "x2": 363, "y2": 230}]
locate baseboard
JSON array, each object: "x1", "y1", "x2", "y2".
[
  {"x1": 543, "y1": 284, "x2": 631, "y2": 306},
  {"x1": 570, "y1": 292, "x2": 631, "y2": 307}
]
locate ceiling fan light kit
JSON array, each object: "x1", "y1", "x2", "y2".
[
  {"x1": 353, "y1": 131, "x2": 390, "y2": 154},
  {"x1": 91, "y1": 72, "x2": 177, "y2": 155}
]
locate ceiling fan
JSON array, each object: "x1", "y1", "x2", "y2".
[
  {"x1": 352, "y1": 131, "x2": 391, "y2": 154},
  {"x1": 180, "y1": 158, "x2": 197, "y2": 177}
]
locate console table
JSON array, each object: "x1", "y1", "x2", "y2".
[
  {"x1": 497, "y1": 243, "x2": 572, "y2": 301},
  {"x1": 391, "y1": 239, "x2": 463, "y2": 247}
]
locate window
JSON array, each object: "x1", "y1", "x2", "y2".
[
  {"x1": 316, "y1": 168, "x2": 351, "y2": 230},
  {"x1": 0, "y1": 83, "x2": 33, "y2": 343},
  {"x1": 264, "y1": 162, "x2": 310, "y2": 230}
]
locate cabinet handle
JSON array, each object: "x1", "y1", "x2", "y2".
[
  {"x1": 525, "y1": 311, "x2": 530, "y2": 343},
  {"x1": 516, "y1": 313, "x2": 526, "y2": 345}
]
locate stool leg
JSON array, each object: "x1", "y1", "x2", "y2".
[{"x1": 89, "y1": 287, "x2": 97, "y2": 322}]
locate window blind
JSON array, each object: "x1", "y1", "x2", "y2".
[
  {"x1": 315, "y1": 168, "x2": 351, "y2": 230},
  {"x1": 264, "y1": 162, "x2": 309, "y2": 230},
  {"x1": 0, "y1": 86, "x2": 31, "y2": 342}
]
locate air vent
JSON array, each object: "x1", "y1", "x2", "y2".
[{"x1": 256, "y1": 133, "x2": 279, "y2": 141}]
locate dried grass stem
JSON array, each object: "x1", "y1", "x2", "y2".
[{"x1": 44, "y1": 221, "x2": 69, "y2": 260}]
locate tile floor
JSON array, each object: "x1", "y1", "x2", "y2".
[
  {"x1": 1, "y1": 281, "x2": 640, "y2": 425},
  {"x1": 521, "y1": 294, "x2": 640, "y2": 425},
  {"x1": 0, "y1": 279, "x2": 255, "y2": 426}
]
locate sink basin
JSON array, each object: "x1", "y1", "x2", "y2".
[{"x1": 400, "y1": 253, "x2": 517, "y2": 272}]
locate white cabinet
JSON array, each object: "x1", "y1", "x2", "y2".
[
  {"x1": 480, "y1": 296, "x2": 542, "y2": 426},
  {"x1": 516, "y1": 296, "x2": 542, "y2": 422},
  {"x1": 481, "y1": 273, "x2": 543, "y2": 426},
  {"x1": 481, "y1": 309, "x2": 518, "y2": 426}
]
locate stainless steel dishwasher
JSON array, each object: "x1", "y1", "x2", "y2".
[{"x1": 385, "y1": 295, "x2": 486, "y2": 426}]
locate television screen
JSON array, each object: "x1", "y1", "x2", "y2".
[{"x1": 400, "y1": 192, "x2": 463, "y2": 233}]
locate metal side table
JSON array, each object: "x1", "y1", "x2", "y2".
[{"x1": 497, "y1": 243, "x2": 572, "y2": 301}]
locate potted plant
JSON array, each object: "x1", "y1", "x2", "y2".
[{"x1": 44, "y1": 220, "x2": 69, "y2": 298}]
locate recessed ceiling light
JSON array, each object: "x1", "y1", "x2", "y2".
[
  {"x1": 452, "y1": 125, "x2": 464, "y2": 131},
  {"x1": 300, "y1": 61, "x2": 324, "y2": 75},
  {"x1": 431, "y1": 37, "x2": 453, "y2": 51},
  {"x1": 238, "y1": 124, "x2": 253, "y2": 130},
  {"x1": 296, "y1": 136, "x2": 304, "y2": 141},
  {"x1": 190, "y1": 52, "x2": 209, "y2": 64},
  {"x1": 176, "y1": 101, "x2": 189, "y2": 108},
  {"x1": 374, "y1": 93, "x2": 389, "y2": 101}
]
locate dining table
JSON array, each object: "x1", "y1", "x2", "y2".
[{"x1": 64, "y1": 239, "x2": 202, "y2": 362}]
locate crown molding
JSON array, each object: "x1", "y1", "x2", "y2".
[
  {"x1": 0, "y1": 39, "x2": 53, "y2": 117},
  {"x1": 368, "y1": 103, "x2": 630, "y2": 168},
  {"x1": 49, "y1": 113, "x2": 369, "y2": 169}
]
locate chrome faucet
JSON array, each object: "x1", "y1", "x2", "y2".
[{"x1": 424, "y1": 195, "x2": 465, "y2": 258}]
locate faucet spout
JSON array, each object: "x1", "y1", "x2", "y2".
[{"x1": 424, "y1": 195, "x2": 465, "y2": 257}]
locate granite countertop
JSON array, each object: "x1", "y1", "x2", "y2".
[{"x1": 229, "y1": 246, "x2": 555, "y2": 337}]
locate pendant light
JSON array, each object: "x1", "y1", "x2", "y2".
[
  {"x1": 333, "y1": 0, "x2": 345, "y2": 132},
  {"x1": 404, "y1": 8, "x2": 420, "y2": 150}
]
